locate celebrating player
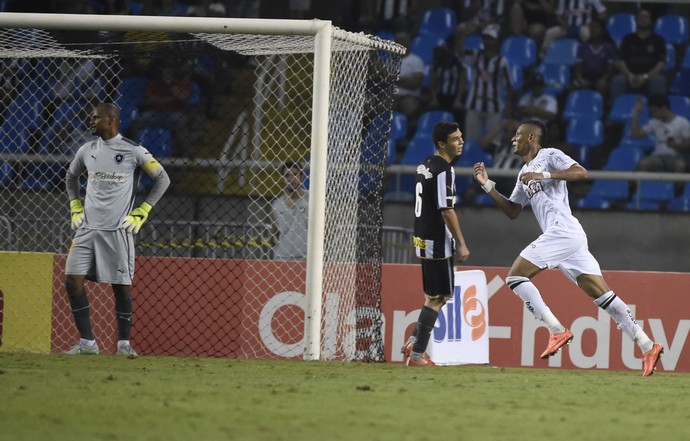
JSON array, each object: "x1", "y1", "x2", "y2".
[
  {"x1": 64, "y1": 102, "x2": 170, "y2": 356},
  {"x1": 473, "y1": 119, "x2": 663, "y2": 376},
  {"x1": 402, "y1": 121, "x2": 471, "y2": 367}
]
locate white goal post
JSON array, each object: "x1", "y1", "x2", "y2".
[{"x1": 0, "y1": 13, "x2": 404, "y2": 361}]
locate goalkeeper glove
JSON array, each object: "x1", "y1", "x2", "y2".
[
  {"x1": 70, "y1": 199, "x2": 84, "y2": 230},
  {"x1": 122, "y1": 202, "x2": 152, "y2": 234}
]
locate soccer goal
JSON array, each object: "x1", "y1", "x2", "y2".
[{"x1": 0, "y1": 13, "x2": 404, "y2": 361}]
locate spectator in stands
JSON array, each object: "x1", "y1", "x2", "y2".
[
  {"x1": 186, "y1": 0, "x2": 227, "y2": 17},
  {"x1": 226, "y1": 0, "x2": 260, "y2": 18},
  {"x1": 609, "y1": 8, "x2": 666, "y2": 105},
  {"x1": 631, "y1": 94, "x2": 690, "y2": 173},
  {"x1": 131, "y1": 63, "x2": 196, "y2": 154},
  {"x1": 428, "y1": 45, "x2": 465, "y2": 121},
  {"x1": 454, "y1": 0, "x2": 506, "y2": 39},
  {"x1": 516, "y1": 73, "x2": 558, "y2": 125},
  {"x1": 540, "y1": 0, "x2": 607, "y2": 58},
  {"x1": 393, "y1": 31, "x2": 425, "y2": 137},
  {"x1": 459, "y1": 24, "x2": 513, "y2": 148},
  {"x1": 571, "y1": 19, "x2": 617, "y2": 100},
  {"x1": 510, "y1": 0, "x2": 555, "y2": 48},
  {"x1": 0, "y1": 59, "x2": 24, "y2": 110},
  {"x1": 271, "y1": 161, "x2": 309, "y2": 261}
]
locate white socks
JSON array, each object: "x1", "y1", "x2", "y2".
[
  {"x1": 506, "y1": 276, "x2": 565, "y2": 334},
  {"x1": 594, "y1": 291, "x2": 654, "y2": 353}
]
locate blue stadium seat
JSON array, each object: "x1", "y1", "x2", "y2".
[
  {"x1": 603, "y1": 146, "x2": 644, "y2": 171},
  {"x1": 653, "y1": 15, "x2": 689, "y2": 46},
  {"x1": 631, "y1": 181, "x2": 675, "y2": 204},
  {"x1": 414, "y1": 110, "x2": 454, "y2": 139},
  {"x1": 501, "y1": 36, "x2": 537, "y2": 68},
  {"x1": 410, "y1": 34, "x2": 447, "y2": 65},
  {"x1": 473, "y1": 193, "x2": 495, "y2": 206},
  {"x1": 419, "y1": 8, "x2": 457, "y2": 39},
  {"x1": 542, "y1": 38, "x2": 579, "y2": 66},
  {"x1": 390, "y1": 112, "x2": 408, "y2": 142},
  {"x1": 566, "y1": 117, "x2": 603, "y2": 166},
  {"x1": 619, "y1": 117, "x2": 655, "y2": 152},
  {"x1": 670, "y1": 70, "x2": 690, "y2": 97},
  {"x1": 666, "y1": 43, "x2": 676, "y2": 71},
  {"x1": 624, "y1": 199, "x2": 660, "y2": 211},
  {"x1": 576, "y1": 195, "x2": 611, "y2": 210},
  {"x1": 608, "y1": 94, "x2": 647, "y2": 124},
  {"x1": 463, "y1": 34, "x2": 483, "y2": 52},
  {"x1": 386, "y1": 135, "x2": 434, "y2": 200},
  {"x1": 563, "y1": 89, "x2": 603, "y2": 121},
  {"x1": 586, "y1": 180, "x2": 630, "y2": 202},
  {"x1": 116, "y1": 76, "x2": 148, "y2": 110},
  {"x1": 137, "y1": 127, "x2": 172, "y2": 158},
  {"x1": 508, "y1": 63, "x2": 523, "y2": 91},
  {"x1": 607, "y1": 13, "x2": 635, "y2": 48},
  {"x1": 19, "y1": 163, "x2": 63, "y2": 191},
  {"x1": 668, "y1": 195, "x2": 690, "y2": 212},
  {"x1": 0, "y1": 161, "x2": 13, "y2": 187},
  {"x1": 669, "y1": 95, "x2": 690, "y2": 120},
  {"x1": 534, "y1": 63, "x2": 571, "y2": 96},
  {"x1": 0, "y1": 123, "x2": 30, "y2": 154}
]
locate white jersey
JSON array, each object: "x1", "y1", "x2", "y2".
[{"x1": 509, "y1": 148, "x2": 584, "y2": 236}]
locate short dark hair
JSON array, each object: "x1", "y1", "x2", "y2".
[
  {"x1": 522, "y1": 119, "x2": 548, "y2": 142},
  {"x1": 648, "y1": 93, "x2": 669, "y2": 109},
  {"x1": 432, "y1": 121, "x2": 460, "y2": 148},
  {"x1": 282, "y1": 161, "x2": 304, "y2": 176}
]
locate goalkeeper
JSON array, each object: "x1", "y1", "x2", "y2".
[{"x1": 64, "y1": 102, "x2": 170, "y2": 357}]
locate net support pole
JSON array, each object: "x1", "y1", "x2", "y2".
[{"x1": 303, "y1": 22, "x2": 332, "y2": 361}]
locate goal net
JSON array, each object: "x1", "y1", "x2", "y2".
[{"x1": 0, "y1": 14, "x2": 404, "y2": 361}]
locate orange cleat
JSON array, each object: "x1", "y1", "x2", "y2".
[
  {"x1": 540, "y1": 329, "x2": 574, "y2": 359},
  {"x1": 642, "y1": 343, "x2": 663, "y2": 377},
  {"x1": 406, "y1": 355, "x2": 436, "y2": 367}
]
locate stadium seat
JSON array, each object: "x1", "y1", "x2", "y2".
[
  {"x1": 624, "y1": 199, "x2": 660, "y2": 211},
  {"x1": 607, "y1": 13, "x2": 635, "y2": 48},
  {"x1": 501, "y1": 36, "x2": 537, "y2": 68},
  {"x1": 386, "y1": 135, "x2": 434, "y2": 199},
  {"x1": 603, "y1": 146, "x2": 644, "y2": 171},
  {"x1": 566, "y1": 117, "x2": 603, "y2": 166},
  {"x1": 6, "y1": 92, "x2": 42, "y2": 132},
  {"x1": 0, "y1": 123, "x2": 29, "y2": 154},
  {"x1": 631, "y1": 181, "x2": 675, "y2": 204},
  {"x1": 619, "y1": 117, "x2": 655, "y2": 152},
  {"x1": 586, "y1": 180, "x2": 630, "y2": 202},
  {"x1": 463, "y1": 34, "x2": 483, "y2": 52},
  {"x1": 508, "y1": 63, "x2": 523, "y2": 91},
  {"x1": 670, "y1": 70, "x2": 690, "y2": 97},
  {"x1": 668, "y1": 195, "x2": 690, "y2": 212},
  {"x1": 608, "y1": 93, "x2": 647, "y2": 124},
  {"x1": 410, "y1": 34, "x2": 447, "y2": 65},
  {"x1": 390, "y1": 112, "x2": 408, "y2": 142},
  {"x1": 473, "y1": 193, "x2": 495, "y2": 206},
  {"x1": 0, "y1": 161, "x2": 13, "y2": 187},
  {"x1": 418, "y1": 8, "x2": 457, "y2": 39},
  {"x1": 457, "y1": 140, "x2": 493, "y2": 168},
  {"x1": 665, "y1": 43, "x2": 676, "y2": 71},
  {"x1": 415, "y1": 110, "x2": 454, "y2": 139},
  {"x1": 19, "y1": 162, "x2": 63, "y2": 191},
  {"x1": 137, "y1": 127, "x2": 172, "y2": 158},
  {"x1": 576, "y1": 195, "x2": 611, "y2": 210},
  {"x1": 542, "y1": 38, "x2": 579, "y2": 66},
  {"x1": 116, "y1": 76, "x2": 148, "y2": 110},
  {"x1": 563, "y1": 89, "x2": 603, "y2": 121},
  {"x1": 653, "y1": 15, "x2": 689, "y2": 46},
  {"x1": 669, "y1": 95, "x2": 690, "y2": 120},
  {"x1": 534, "y1": 63, "x2": 571, "y2": 96}
]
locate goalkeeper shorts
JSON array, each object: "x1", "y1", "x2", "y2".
[{"x1": 66, "y1": 228, "x2": 135, "y2": 284}]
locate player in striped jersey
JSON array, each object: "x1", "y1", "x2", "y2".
[
  {"x1": 401, "y1": 121, "x2": 470, "y2": 366},
  {"x1": 64, "y1": 102, "x2": 170, "y2": 357},
  {"x1": 473, "y1": 120, "x2": 663, "y2": 376}
]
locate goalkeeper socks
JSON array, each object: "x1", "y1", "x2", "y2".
[
  {"x1": 411, "y1": 306, "x2": 438, "y2": 356},
  {"x1": 115, "y1": 293, "x2": 133, "y2": 341},
  {"x1": 506, "y1": 276, "x2": 565, "y2": 334},
  {"x1": 68, "y1": 293, "x2": 94, "y2": 340},
  {"x1": 594, "y1": 291, "x2": 652, "y2": 352}
]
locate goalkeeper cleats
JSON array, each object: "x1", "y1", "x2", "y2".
[
  {"x1": 69, "y1": 200, "x2": 85, "y2": 230},
  {"x1": 540, "y1": 329, "x2": 574, "y2": 359},
  {"x1": 66, "y1": 339, "x2": 100, "y2": 355},
  {"x1": 117, "y1": 341, "x2": 139, "y2": 358},
  {"x1": 641, "y1": 343, "x2": 663, "y2": 377},
  {"x1": 122, "y1": 201, "x2": 152, "y2": 234}
]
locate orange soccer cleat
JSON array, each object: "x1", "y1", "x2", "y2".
[
  {"x1": 540, "y1": 329, "x2": 574, "y2": 359},
  {"x1": 401, "y1": 340, "x2": 435, "y2": 366},
  {"x1": 642, "y1": 343, "x2": 663, "y2": 377}
]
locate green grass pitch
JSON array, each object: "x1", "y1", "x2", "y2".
[{"x1": 0, "y1": 353, "x2": 688, "y2": 441}]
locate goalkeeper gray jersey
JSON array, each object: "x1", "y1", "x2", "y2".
[{"x1": 68, "y1": 134, "x2": 151, "y2": 230}]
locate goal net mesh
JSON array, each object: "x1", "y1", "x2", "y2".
[{"x1": 0, "y1": 20, "x2": 403, "y2": 361}]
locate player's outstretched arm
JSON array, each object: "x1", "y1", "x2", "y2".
[{"x1": 473, "y1": 162, "x2": 522, "y2": 219}]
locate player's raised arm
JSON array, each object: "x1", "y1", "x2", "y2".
[{"x1": 473, "y1": 161, "x2": 522, "y2": 219}]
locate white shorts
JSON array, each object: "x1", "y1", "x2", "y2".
[
  {"x1": 519, "y1": 229, "x2": 602, "y2": 284},
  {"x1": 65, "y1": 228, "x2": 135, "y2": 285}
]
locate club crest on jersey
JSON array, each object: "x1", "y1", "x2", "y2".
[
  {"x1": 115, "y1": 154, "x2": 124, "y2": 164},
  {"x1": 416, "y1": 164, "x2": 433, "y2": 179}
]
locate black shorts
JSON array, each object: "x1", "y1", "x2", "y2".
[{"x1": 420, "y1": 258, "x2": 454, "y2": 297}]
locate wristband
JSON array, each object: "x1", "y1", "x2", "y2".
[
  {"x1": 542, "y1": 171, "x2": 551, "y2": 179},
  {"x1": 481, "y1": 179, "x2": 495, "y2": 193}
]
